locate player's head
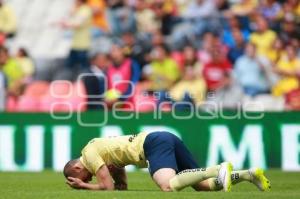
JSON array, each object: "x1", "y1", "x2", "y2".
[{"x1": 63, "y1": 159, "x2": 92, "y2": 182}]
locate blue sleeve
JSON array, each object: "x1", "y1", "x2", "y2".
[
  {"x1": 2, "y1": 73, "x2": 8, "y2": 89},
  {"x1": 242, "y1": 30, "x2": 250, "y2": 42},
  {"x1": 222, "y1": 30, "x2": 234, "y2": 48},
  {"x1": 130, "y1": 60, "x2": 141, "y2": 84}
]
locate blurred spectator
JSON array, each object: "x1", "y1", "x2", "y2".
[
  {"x1": 62, "y1": 0, "x2": 92, "y2": 73},
  {"x1": 266, "y1": 37, "x2": 285, "y2": 64},
  {"x1": 3, "y1": 0, "x2": 300, "y2": 112},
  {"x1": 279, "y1": 17, "x2": 300, "y2": 44},
  {"x1": 0, "y1": 32, "x2": 5, "y2": 45},
  {"x1": 290, "y1": 0, "x2": 300, "y2": 16},
  {"x1": 176, "y1": 0, "x2": 193, "y2": 15},
  {"x1": 214, "y1": 34, "x2": 230, "y2": 58},
  {"x1": 151, "y1": 30, "x2": 166, "y2": 47},
  {"x1": 81, "y1": 52, "x2": 109, "y2": 110},
  {"x1": 184, "y1": 0, "x2": 216, "y2": 19},
  {"x1": 250, "y1": 17, "x2": 277, "y2": 58},
  {"x1": 106, "y1": 0, "x2": 136, "y2": 36},
  {"x1": 168, "y1": 46, "x2": 206, "y2": 107},
  {"x1": 15, "y1": 48, "x2": 35, "y2": 80},
  {"x1": 0, "y1": 54, "x2": 6, "y2": 111},
  {"x1": 143, "y1": 45, "x2": 180, "y2": 92},
  {"x1": 135, "y1": 0, "x2": 160, "y2": 34},
  {"x1": 203, "y1": 47, "x2": 243, "y2": 109},
  {"x1": 157, "y1": 65, "x2": 207, "y2": 110},
  {"x1": 202, "y1": 47, "x2": 232, "y2": 92},
  {"x1": 234, "y1": 43, "x2": 271, "y2": 97},
  {"x1": 0, "y1": 46, "x2": 24, "y2": 97},
  {"x1": 141, "y1": 30, "x2": 168, "y2": 67},
  {"x1": 227, "y1": 29, "x2": 246, "y2": 63},
  {"x1": 173, "y1": 45, "x2": 203, "y2": 72},
  {"x1": 182, "y1": 45, "x2": 202, "y2": 70},
  {"x1": 183, "y1": 0, "x2": 219, "y2": 36},
  {"x1": 229, "y1": 0, "x2": 257, "y2": 17},
  {"x1": 106, "y1": 44, "x2": 140, "y2": 103},
  {"x1": 222, "y1": 16, "x2": 250, "y2": 48},
  {"x1": 285, "y1": 89, "x2": 300, "y2": 110},
  {"x1": 88, "y1": 0, "x2": 109, "y2": 36},
  {"x1": 171, "y1": 66, "x2": 206, "y2": 106},
  {"x1": 272, "y1": 45, "x2": 300, "y2": 96},
  {"x1": 121, "y1": 32, "x2": 149, "y2": 68},
  {"x1": 197, "y1": 32, "x2": 216, "y2": 65},
  {"x1": 281, "y1": 0, "x2": 300, "y2": 20},
  {"x1": 215, "y1": 0, "x2": 230, "y2": 11},
  {"x1": 258, "y1": 0, "x2": 282, "y2": 29},
  {"x1": 0, "y1": 0, "x2": 17, "y2": 38},
  {"x1": 151, "y1": 0, "x2": 177, "y2": 35}
]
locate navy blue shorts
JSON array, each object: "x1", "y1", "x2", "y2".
[{"x1": 143, "y1": 131, "x2": 199, "y2": 176}]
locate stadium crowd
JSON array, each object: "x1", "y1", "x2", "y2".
[{"x1": 1, "y1": 0, "x2": 300, "y2": 112}]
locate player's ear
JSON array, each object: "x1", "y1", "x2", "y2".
[{"x1": 74, "y1": 165, "x2": 82, "y2": 171}]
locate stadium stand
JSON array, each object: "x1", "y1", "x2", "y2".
[
  {"x1": 9, "y1": 0, "x2": 73, "y2": 58},
  {"x1": 0, "y1": 0, "x2": 300, "y2": 112}
]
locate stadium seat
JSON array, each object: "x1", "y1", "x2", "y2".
[
  {"x1": 17, "y1": 81, "x2": 50, "y2": 112},
  {"x1": 285, "y1": 89, "x2": 300, "y2": 110},
  {"x1": 243, "y1": 95, "x2": 285, "y2": 112},
  {"x1": 6, "y1": 96, "x2": 18, "y2": 112},
  {"x1": 131, "y1": 84, "x2": 157, "y2": 112},
  {"x1": 40, "y1": 81, "x2": 87, "y2": 112},
  {"x1": 24, "y1": 81, "x2": 50, "y2": 96},
  {"x1": 71, "y1": 81, "x2": 87, "y2": 112},
  {"x1": 50, "y1": 80, "x2": 73, "y2": 98}
]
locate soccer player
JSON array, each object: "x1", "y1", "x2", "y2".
[{"x1": 63, "y1": 131, "x2": 271, "y2": 192}]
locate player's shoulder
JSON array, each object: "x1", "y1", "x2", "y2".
[{"x1": 88, "y1": 137, "x2": 102, "y2": 144}]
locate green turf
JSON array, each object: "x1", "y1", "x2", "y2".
[{"x1": 1, "y1": 170, "x2": 300, "y2": 199}]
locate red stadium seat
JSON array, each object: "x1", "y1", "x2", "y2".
[
  {"x1": 6, "y1": 96, "x2": 18, "y2": 112},
  {"x1": 131, "y1": 84, "x2": 157, "y2": 112},
  {"x1": 286, "y1": 89, "x2": 300, "y2": 110},
  {"x1": 50, "y1": 80, "x2": 73, "y2": 98},
  {"x1": 17, "y1": 81, "x2": 50, "y2": 112},
  {"x1": 71, "y1": 81, "x2": 87, "y2": 112},
  {"x1": 40, "y1": 81, "x2": 87, "y2": 112}
]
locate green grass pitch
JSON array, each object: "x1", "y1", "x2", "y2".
[{"x1": 1, "y1": 170, "x2": 300, "y2": 199}]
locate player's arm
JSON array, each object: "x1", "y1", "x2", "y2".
[
  {"x1": 67, "y1": 165, "x2": 114, "y2": 191},
  {"x1": 109, "y1": 165, "x2": 128, "y2": 190}
]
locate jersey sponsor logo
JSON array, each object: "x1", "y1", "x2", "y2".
[
  {"x1": 177, "y1": 168, "x2": 206, "y2": 175},
  {"x1": 128, "y1": 134, "x2": 137, "y2": 142}
]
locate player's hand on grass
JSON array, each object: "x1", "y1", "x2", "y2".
[{"x1": 66, "y1": 177, "x2": 85, "y2": 189}]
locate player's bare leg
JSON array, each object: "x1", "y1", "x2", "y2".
[{"x1": 152, "y1": 168, "x2": 176, "y2": 191}]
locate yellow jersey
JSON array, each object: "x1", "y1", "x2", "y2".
[
  {"x1": 149, "y1": 58, "x2": 180, "y2": 91},
  {"x1": 80, "y1": 132, "x2": 149, "y2": 175},
  {"x1": 0, "y1": 4, "x2": 17, "y2": 34},
  {"x1": 87, "y1": 0, "x2": 109, "y2": 31},
  {"x1": 250, "y1": 30, "x2": 277, "y2": 57},
  {"x1": 272, "y1": 57, "x2": 300, "y2": 96},
  {"x1": 71, "y1": 5, "x2": 92, "y2": 50}
]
